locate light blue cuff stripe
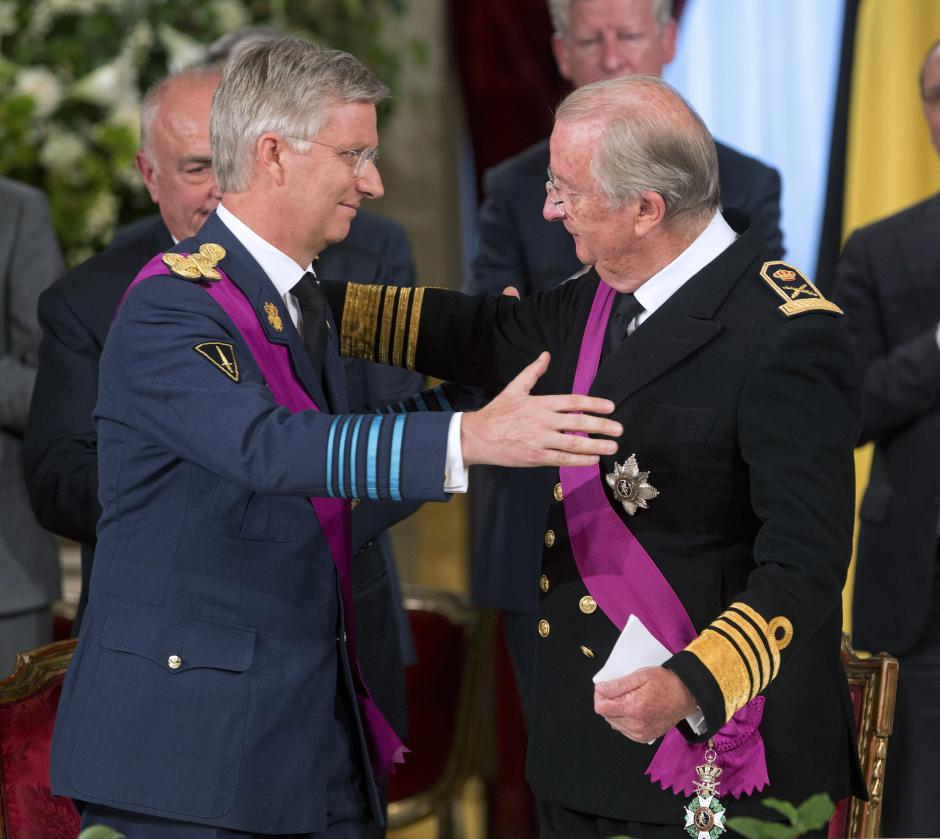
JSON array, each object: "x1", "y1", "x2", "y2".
[
  {"x1": 366, "y1": 415, "x2": 381, "y2": 500},
  {"x1": 389, "y1": 414, "x2": 406, "y2": 501},
  {"x1": 433, "y1": 384, "x2": 452, "y2": 411},
  {"x1": 348, "y1": 415, "x2": 364, "y2": 498},
  {"x1": 326, "y1": 416, "x2": 342, "y2": 497},
  {"x1": 413, "y1": 392, "x2": 427, "y2": 412},
  {"x1": 336, "y1": 416, "x2": 352, "y2": 498}
]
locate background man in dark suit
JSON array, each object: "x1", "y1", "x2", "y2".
[
  {"x1": 324, "y1": 74, "x2": 862, "y2": 838},
  {"x1": 465, "y1": 0, "x2": 785, "y2": 709},
  {"x1": 23, "y1": 64, "x2": 420, "y2": 753},
  {"x1": 834, "y1": 39, "x2": 940, "y2": 839},
  {"x1": 0, "y1": 177, "x2": 64, "y2": 675}
]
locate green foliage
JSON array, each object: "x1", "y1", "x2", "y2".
[
  {"x1": 727, "y1": 793, "x2": 835, "y2": 839},
  {"x1": 0, "y1": 0, "x2": 414, "y2": 265},
  {"x1": 78, "y1": 827, "x2": 125, "y2": 839}
]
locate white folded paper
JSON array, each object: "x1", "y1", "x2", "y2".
[{"x1": 593, "y1": 613, "x2": 706, "y2": 736}]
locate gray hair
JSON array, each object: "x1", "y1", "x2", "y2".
[
  {"x1": 139, "y1": 66, "x2": 221, "y2": 164},
  {"x1": 555, "y1": 75, "x2": 719, "y2": 224},
  {"x1": 210, "y1": 36, "x2": 389, "y2": 193},
  {"x1": 548, "y1": 0, "x2": 673, "y2": 38}
]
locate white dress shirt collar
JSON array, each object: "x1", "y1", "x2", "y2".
[
  {"x1": 633, "y1": 211, "x2": 737, "y2": 324},
  {"x1": 216, "y1": 203, "x2": 313, "y2": 300}
]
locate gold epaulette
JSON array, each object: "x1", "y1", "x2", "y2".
[
  {"x1": 162, "y1": 243, "x2": 227, "y2": 281},
  {"x1": 341, "y1": 282, "x2": 426, "y2": 369},
  {"x1": 684, "y1": 602, "x2": 793, "y2": 723},
  {"x1": 759, "y1": 260, "x2": 843, "y2": 317}
]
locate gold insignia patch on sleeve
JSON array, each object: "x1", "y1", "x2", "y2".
[
  {"x1": 194, "y1": 341, "x2": 239, "y2": 382},
  {"x1": 759, "y1": 261, "x2": 843, "y2": 317},
  {"x1": 162, "y1": 243, "x2": 227, "y2": 282},
  {"x1": 685, "y1": 602, "x2": 794, "y2": 723}
]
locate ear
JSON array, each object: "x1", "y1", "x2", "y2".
[
  {"x1": 660, "y1": 19, "x2": 678, "y2": 67},
  {"x1": 633, "y1": 190, "x2": 667, "y2": 237},
  {"x1": 135, "y1": 150, "x2": 159, "y2": 203},
  {"x1": 256, "y1": 132, "x2": 289, "y2": 186},
  {"x1": 551, "y1": 34, "x2": 574, "y2": 83}
]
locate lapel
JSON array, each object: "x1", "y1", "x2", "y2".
[
  {"x1": 192, "y1": 213, "x2": 334, "y2": 412},
  {"x1": 898, "y1": 193, "x2": 940, "y2": 325},
  {"x1": 589, "y1": 211, "x2": 763, "y2": 407}
]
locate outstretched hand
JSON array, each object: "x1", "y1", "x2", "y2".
[
  {"x1": 460, "y1": 351, "x2": 622, "y2": 468},
  {"x1": 594, "y1": 666, "x2": 698, "y2": 743}
]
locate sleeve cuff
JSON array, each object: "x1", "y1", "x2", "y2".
[{"x1": 444, "y1": 412, "x2": 468, "y2": 493}]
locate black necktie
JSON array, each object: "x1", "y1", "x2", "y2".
[
  {"x1": 290, "y1": 272, "x2": 328, "y2": 380},
  {"x1": 603, "y1": 292, "x2": 644, "y2": 357}
]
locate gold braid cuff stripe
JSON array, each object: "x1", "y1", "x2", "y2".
[
  {"x1": 339, "y1": 283, "x2": 426, "y2": 369},
  {"x1": 341, "y1": 283, "x2": 382, "y2": 360},
  {"x1": 686, "y1": 601, "x2": 794, "y2": 721}
]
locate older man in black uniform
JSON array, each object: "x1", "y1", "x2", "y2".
[{"x1": 324, "y1": 75, "x2": 864, "y2": 838}]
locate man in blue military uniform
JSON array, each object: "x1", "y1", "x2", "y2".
[
  {"x1": 49, "y1": 37, "x2": 621, "y2": 838},
  {"x1": 324, "y1": 75, "x2": 864, "y2": 838}
]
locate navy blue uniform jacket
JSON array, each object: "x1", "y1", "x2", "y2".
[{"x1": 50, "y1": 212, "x2": 452, "y2": 834}]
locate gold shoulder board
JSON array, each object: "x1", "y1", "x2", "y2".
[
  {"x1": 162, "y1": 243, "x2": 227, "y2": 282},
  {"x1": 758, "y1": 261, "x2": 843, "y2": 317}
]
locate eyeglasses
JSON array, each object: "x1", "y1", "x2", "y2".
[
  {"x1": 287, "y1": 137, "x2": 380, "y2": 177},
  {"x1": 545, "y1": 167, "x2": 590, "y2": 216}
]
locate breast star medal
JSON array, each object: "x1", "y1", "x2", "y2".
[
  {"x1": 683, "y1": 746, "x2": 726, "y2": 839},
  {"x1": 605, "y1": 453, "x2": 659, "y2": 515}
]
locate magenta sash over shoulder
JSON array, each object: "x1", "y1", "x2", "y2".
[
  {"x1": 122, "y1": 257, "x2": 406, "y2": 778},
  {"x1": 559, "y1": 281, "x2": 767, "y2": 798}
]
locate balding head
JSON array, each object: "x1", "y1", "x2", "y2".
[
  {"x1": 136, "y1": 67, "x2": 222, "y2": 240},
  {"x1": 555, "y1": 75, "x2": 719, "y2": 226}
]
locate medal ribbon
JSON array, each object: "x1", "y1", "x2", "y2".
[
  {"x1": 120, "y1": 256, "x2": 406, "y2": 779},
  {"x1": 559, "y1": 279, "x2": 768, "y2": 798}
]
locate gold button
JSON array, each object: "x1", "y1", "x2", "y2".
[
  {"x1": 553, "y1": 482, "x2": 563, "y2": 502},
  {"x1": 539, "y1": 574, "x2": 550, "y2": 593},
  {"x1": 538, "y1": 619, "x2": 550, "y2": 638},
  {"x1": 580, "y1": 645, "x2": 595, "y2": 659},
  {"x1": 544, "y1": 529, "x2": 556, "y2": 548},
  {"x1": 579, "y1": 595, "x2": 597, "y2": 614},
  {"x1": 167, "y1": 655, "x2": 182, "y2": 670}
]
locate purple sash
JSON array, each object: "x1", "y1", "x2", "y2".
[
  {"x1": 559, "y1": 281, "x2": 768, "y2": 798},
  {"x1": 121, "y1": 257, "x2": 406, "y2": 778}
]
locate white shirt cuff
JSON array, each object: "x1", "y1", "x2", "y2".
[
  {"x1": 934, "y1": 320, "x2": 940, "y2": 351},
  {"x1": 686, "y1": 707, "x2": 707, "y2": 735},
  {"x1": 444, "y1": 413, "x2": 468, "y2": 493}
]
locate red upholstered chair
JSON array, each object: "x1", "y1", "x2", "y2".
[
  {"x1": 0, "y1": 639, "x2": 80, "y2": 839},
  {"x1": 387, "y1": 585, "x2": 493, "y2": 837},
  {"x1": 828, "y1": 634, "x2": 899, "y2": 839}
]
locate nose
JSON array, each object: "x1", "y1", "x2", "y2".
[
  {"x1": 209, "y1": 179, "x2": 222, "y2": 202},
  {"x1": 543, "y1": 192, "x2": 564, "y2": 221},
  {"x1": 356, "y1": 160, "x2": 384, "y2": 200},
  {"x1": 601, "y1": 32, "x2": 626, "y2": 73}
]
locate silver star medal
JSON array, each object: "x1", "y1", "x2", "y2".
[{"x1": 605, "y1": 453, "x2": 659, "y2": 515}]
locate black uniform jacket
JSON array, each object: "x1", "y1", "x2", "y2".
[
  {"x1": 835, "y1": 193, "x2": 940, "y2": 656},
  {"x1": 324, "y1": 211, "x2": 866, "y2": 823}
]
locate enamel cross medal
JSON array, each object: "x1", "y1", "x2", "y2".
[{"x1": 683, "y1": 743, "x2": 726, "y2": 839}]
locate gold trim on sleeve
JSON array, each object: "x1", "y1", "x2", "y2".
[
  {"x1": 406, "y1": 286, "x2": 426, "y2": 371},
  {"x1": 341, "y1": 283, "x2": 383, "y2": 360},
  {"x1": 391, "y1": 287, "x2": 411, "y2": 368},
  {"x1": 378, "y1": 286, "x2": 397, "y2": 364},
  {"x1": 685, "y1": 628, "x2": 751, "y2": 724}
]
